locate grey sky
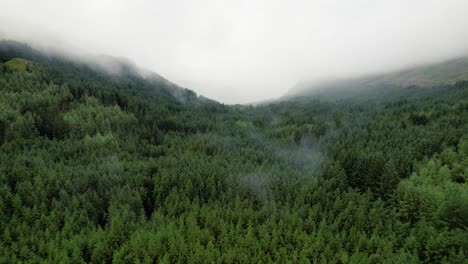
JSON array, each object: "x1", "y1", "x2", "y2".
[{"x1": 1, "y1": 0, "x2": 468, "y2": 104}]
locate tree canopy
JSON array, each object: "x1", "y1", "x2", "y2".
[{"x1": 0, "y1": 41, "x2": 467, "y2": 263}]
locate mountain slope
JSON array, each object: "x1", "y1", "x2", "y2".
[
  {"x1": 287, "y1": 56, "x2": 468, "y2": 99},
  {"x1": 0, "y1": 40, "x2": 216, "y2": 106}
]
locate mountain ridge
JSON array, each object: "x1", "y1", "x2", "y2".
[
  {"x1": 286, "y1": 56, "x2": 468, "y2": 99},
  {"x1": 0, "y1": 39, "x2": 218, "y2": 106}
]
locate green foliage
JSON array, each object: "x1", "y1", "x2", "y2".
[
  {"x1": 397, "y1": 140, "x2": 468, "y2": 230},
  {"x1": 0, "y1": 41, "x2": 467, "y2": 263},
  {"x1": 64, "y1": 96, "x2": 137, "y2": 137},
  {"x1": 3, "y1": 58, "x2": 38, "y2": 73}
]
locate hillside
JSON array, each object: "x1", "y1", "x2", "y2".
[
  {"x1": 0, "y1": 42, "x2": 467, "y2": 263},
  {"x1": 2, "y1": 58, "x2": 40, "y2": 73},
  {"x1": 287, "y1": 57, "x2": 468, "y2": 99}
]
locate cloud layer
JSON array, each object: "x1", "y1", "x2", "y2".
[{"x1": 1, "y1": 0, "x2": 468, "y2": 103}]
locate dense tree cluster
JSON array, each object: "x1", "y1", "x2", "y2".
[{"x1": 0, "y1": 42, "x2": 466, "y2": 263}]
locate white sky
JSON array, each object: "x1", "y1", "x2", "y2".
[{"x1": 1, "y1": 0, "x2": 468, "y2": 103}]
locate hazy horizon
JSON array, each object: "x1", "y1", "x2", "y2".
[{"x1": 1, "y1": 0, "x2": 468, "y2": 104}]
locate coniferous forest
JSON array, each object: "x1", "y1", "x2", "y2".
[{"x1": 0, "y1": 41, "x2": 467, "y2": 263}]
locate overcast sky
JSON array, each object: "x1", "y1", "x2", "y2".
[{"x1": 1, "y1": 0, "x2": 468, "y2": 103}]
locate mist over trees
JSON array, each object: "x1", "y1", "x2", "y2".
[{"x1": 0, "y1": 41, "x2": 467, "y2": 263}]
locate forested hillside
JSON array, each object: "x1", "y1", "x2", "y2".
[{"x1": 0, "y1": 41, "x2": 467, "y2": 263}]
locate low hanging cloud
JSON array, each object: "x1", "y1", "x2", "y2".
[{"x1": 1, "y1": 0, "x2": 468, "y2": 104}]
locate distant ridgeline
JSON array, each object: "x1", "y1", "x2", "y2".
[
  {"x1": 0, "y1": 40, "x2": 467, "y2": 263},
  {"x1": 286, "y1": 57, "x2": 468, "y2": 100},
  {"x1": 0, "y1": 40, "x2": 220, "y2": 107}
]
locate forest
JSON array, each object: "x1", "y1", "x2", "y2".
[{"x1": 0, "y1": 41, "x2": 467, "y2": 263}]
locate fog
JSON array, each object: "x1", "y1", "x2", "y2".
[{"x1": 1, "y1": 0, "x2": 468, "y2": 104}]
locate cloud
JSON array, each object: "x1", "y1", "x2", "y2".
[{"x1": 1, "y1": 0, "x2": 468, "y2": 103}]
